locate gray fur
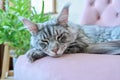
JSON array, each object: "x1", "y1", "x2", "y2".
[
  {"x1": 86, "y1": 41, "x2": 120, "y2": 54},
  {"x1": 20, "y1": 5, "x2": 120, "y2": 62}
]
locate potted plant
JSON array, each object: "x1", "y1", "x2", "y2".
[{"x1": 0, "y1": 0, "x2": 51, "y2": 58}]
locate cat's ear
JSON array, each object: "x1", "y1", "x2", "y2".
[
  {"x1": 19, "y1": 17, "x2": 38, "y2": 34},
  {"x1": 57, "y1": 4, "x2": 70, "y2": 26}
]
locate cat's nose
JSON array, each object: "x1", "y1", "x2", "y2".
[{"x1": 52, "y1": 48, "x2": 58, "y2": 53}]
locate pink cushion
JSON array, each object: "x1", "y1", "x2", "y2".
[
  {"x1": 14, "y1": 54, "x2": 120, "y2": 80},
  {"x1": 81, "y1": 0, "x2": 120, "y2": 26}
]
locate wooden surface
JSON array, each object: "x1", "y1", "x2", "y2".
[
  {"x1": 1, "y1": 43, "x2": 10, "y2": 79},
  {"x1": 0, "y1": 44, "x2": 4, "y2": 77}
]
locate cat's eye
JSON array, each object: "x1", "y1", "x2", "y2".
[
  {"x1": 60, "y1": 36, "x2": 67, "y2": 43},
  {"x1": 40, "y1": 43, "x2": 47, "y2": 49},
  {"x1": 41, "y1": 39, "x2": 49, "y2": 44},
  {"x1": 40, "y1": 39, "x2": 49, "y2": 49},
  {"x1": 57, "y1": 33, "x2": 68, "y2": 43}
]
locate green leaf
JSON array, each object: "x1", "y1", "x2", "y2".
[
  {"x1": 18, "y1": 27, "x2": 26, "y2": 31},
  {"x1": 41, "y1": 0, "x2": 45, "y2": 18},
  {"x1": 0, "y1": 9, "x2": 4, "y2": 13},
  {"x1": 0, "y1": 0, "x2": 51, "y2": 57}
]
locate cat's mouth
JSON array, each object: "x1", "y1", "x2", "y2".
[
  {"x1": 44, "y1": 44, "x2": 68, "y2": 57},
  {"x1": 45, "y1": 50, "x2": 62, "y2": 57},
  {"x1": 45, "y1": 48, "x2": 65, "y2": 58},
  {"x1": 52, "y1": 48, "x2": 59, "y2": 54},
  {"x1": 51, "y1": 48, "x2": 63, "y2": 58}
]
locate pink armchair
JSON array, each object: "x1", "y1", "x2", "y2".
[
  {"x1": 14, "y1": 0, "x2": 120, "y2": 80},
  {"x1": 81, "y1": 0, "x2": 120, "y2": 26}
]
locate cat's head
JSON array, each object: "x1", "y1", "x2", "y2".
[{"x1": 20, "y1": 4, "x2": 77, "y2": 57}]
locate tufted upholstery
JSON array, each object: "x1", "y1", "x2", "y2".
[{"x1": 81, "y1": 0, "x2": 120, "y2": 26}]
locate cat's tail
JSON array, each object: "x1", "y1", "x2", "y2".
[{"x1": 86, "y1": 41, "x2": 120, "y2": 55}]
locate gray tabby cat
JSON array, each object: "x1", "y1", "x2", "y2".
[{"x1": 20, "y1": 5, "x2": 120, "y2": 62}]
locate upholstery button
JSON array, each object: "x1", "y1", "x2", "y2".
[
  {"x1": 97, "y1": 15, "x2": 100, "y2": 20},
  {"x1": 116, "y1": 12, "x2": 119, "y2": 17},
  {"x1": 90, "y1": 0, "x2": 95, "y2": 6},
  {"x1": 107, "y1": 0, "x2": 111, "y2": 4}
]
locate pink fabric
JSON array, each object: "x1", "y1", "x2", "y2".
[
  {"x1": 14, "y1": 54, "x2": 120, "y2": 80},
  {"x1": 81, "y1": 0, "x2": 120, "y2": 26}
]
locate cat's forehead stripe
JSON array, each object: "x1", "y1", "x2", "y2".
[
  {"x1": 42, "y1": 30, "x2": 48, "y2": 39},
  {"x1": 43, "y1": 26, "x2": 50, "y2": 37},
  {"x1": 40, "y1": 26, "x2": 54, "y2": 39},
  {"x1": 39, "y1": 25, "x2": 66, "y2": 40},
  {"x1": 42, "y1": 32, "x2": 46, "y2": 39},
  {"x1": 47, "y1": 26, "x2": 53, "y2": 37}
]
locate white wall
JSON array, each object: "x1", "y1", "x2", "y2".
[
  {"x1": 57, "y1": 0, "x2": 86, "y2": 24},
  {"x1": 31, "y1": 0, "x2": 54, "y2": 13}
]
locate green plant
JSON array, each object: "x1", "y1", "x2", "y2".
[{"x1": 0, "y1": 0, "x2": 51, "y2": 57}]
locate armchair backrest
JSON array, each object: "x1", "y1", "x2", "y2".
[{"x1": 80, "y1": 0, "x2": 120, "y2": 26}]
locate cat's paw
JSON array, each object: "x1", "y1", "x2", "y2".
[
  {"x1": 26, "y1": 49, "x2": 46, "y2": 62},
  {"x1": 64, "y1": 45, "x2": 85, "y2": 53}
]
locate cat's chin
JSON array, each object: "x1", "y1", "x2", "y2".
[
  {"x1": 48, "y1": 52, "x2": 63, "y2": 58},
  {"x1": 50, "y1": 54, "x2": 62, "y2": 58},
  {"x1": 45, "y1": 50, "x2": 63, "y2": 58}
]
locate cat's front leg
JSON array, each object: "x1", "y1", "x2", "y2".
[
  {"x1": 26, "y1": 48, "x2": 47, "y2": 62},
  {"x1": 64, "y1": 41, "x2": 88, "y2": 53}
]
